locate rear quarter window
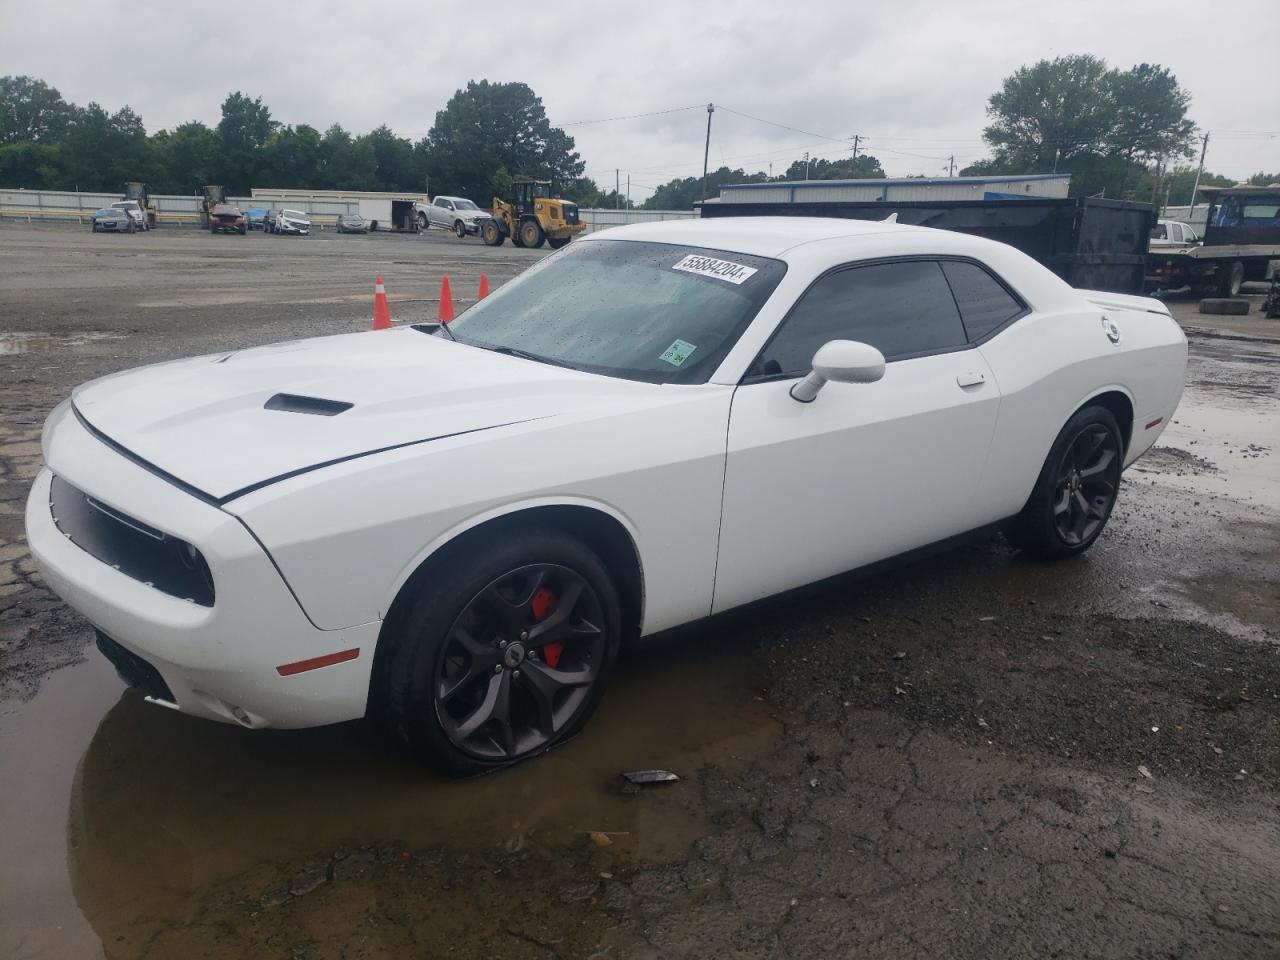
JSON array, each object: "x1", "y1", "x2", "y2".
[{"x1": 939, "y1": 260, "x2": 1026, "y2": 342}]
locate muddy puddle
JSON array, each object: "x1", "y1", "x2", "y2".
[
  {"x1": 0, "y1": 331, "x2": 124, "y2": 356},
  {"x1": 0, "y1": 624, "x2": 780, "y2": 959}
]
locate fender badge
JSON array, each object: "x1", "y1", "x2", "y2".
[{"x1": 1101, "y1": 316, "x2": 1122, "y2": 344}]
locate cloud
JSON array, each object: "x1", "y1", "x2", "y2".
[{"x1": 2, "y1": 0, "x2": 1275, "y2": 200}]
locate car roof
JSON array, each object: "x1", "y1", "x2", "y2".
[{"x1": 585, "y1": 216, "x2": 929, "y2": 258}]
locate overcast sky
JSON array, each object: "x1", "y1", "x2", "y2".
[{"x1": 2, "y1": 0, "x2": 1276, "y2": 201}]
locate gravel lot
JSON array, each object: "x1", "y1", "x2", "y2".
[{"x1": 1, "y1": 223, "x2": 1277, "y2": 960}]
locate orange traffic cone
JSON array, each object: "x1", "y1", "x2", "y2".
[
  {"x1": 372, "y1": 276, "x2": 392, "y2": 330},
  {"x1": 438, "y1": 275, "x2": 455, "y2": 323},
  {"x1": 477, "y1": 273, "x2": 490, "y2": 300}
]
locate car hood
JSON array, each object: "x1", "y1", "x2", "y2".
[{"x1": 72, "y1": 328, "x2": 659, "y2": 502}]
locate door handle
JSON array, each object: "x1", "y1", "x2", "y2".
[{"x1": 956, "y1": 372, "x2": 987, "y2": 388}]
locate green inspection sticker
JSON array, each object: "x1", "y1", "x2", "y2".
[{"x1": 659, "y1": 338, "x2": 697, "y2": 367}]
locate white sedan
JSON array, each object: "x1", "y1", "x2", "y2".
[{"x1": 26, "y1": 218, "x2": 1187, "y2": 775}]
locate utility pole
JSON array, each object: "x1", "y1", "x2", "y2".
[
  {"x1": 804, "y1": 151, "x2": 811, "y2": 180},
  {"x1": 1052, "y1": 147, "x2": 1060, "y2": 174},
  {"x1": 1189, "y1": 132, "x2": 1209, "y2": 208},
  {"x1": 626, "y1": 174, "x2": 630, "y2": 220},
  {"x1": 947, "y1": 155, "x2": 956, "y2": 177},
  {"x1": 615, "y1": 169, "x2": 620, "y2": 211},
  {"x1": 852, "y1": 135, "x2": 860, "y2": 160},
  {"x1": 701, "y1": 103, "x2": 715, "y2": 203}
]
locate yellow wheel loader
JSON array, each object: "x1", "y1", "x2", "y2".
[{"x1": 481, "y1": 179, "x2": 585, "y2": 249}]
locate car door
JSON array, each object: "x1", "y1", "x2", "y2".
[
  {"x1": 430, "y1": 198, "x2": 453, "y2": 228},
  {"x1": 713, "y1": 258, "x2": 1004, "y2": 614}
]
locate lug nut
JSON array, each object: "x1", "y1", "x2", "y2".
[
  {"x1": 513, "y1": 670, "x2": 521, "y2": 679},
  {"x1": 499, "y1": 640, "x2": 508, "y2": 649},
  {"x1": 520, "y1": 631, "x2": 529, "y2": 642},
  {"x1": 494, "y1": 664, "x2": 503, "y2": 674}
]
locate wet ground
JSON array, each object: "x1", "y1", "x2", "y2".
[{"x1": 1, "y1": 224, "x2": 1277, "y2": 959}]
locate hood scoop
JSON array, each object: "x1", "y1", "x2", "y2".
[{"x1": 263, "y1": 393, "x2": 353, "y2": 417}]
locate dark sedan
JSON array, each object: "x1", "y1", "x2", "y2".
[
  {"x1": 336, "y1": 213, "x2": 369, "y2": 234},
  {"x1": 90, "y1": 207, "x2": 135, "y2": 234}
]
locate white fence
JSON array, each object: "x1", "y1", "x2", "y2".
[
  {"x1": 579, "y1": 208, "x2": 696, "y2": 233},
  {"x1": 1, "y1": 188, "x2": 700, "y2": 231},
  {"x1": 0, "y1": 188, "x2": 358, "y2": 225}
]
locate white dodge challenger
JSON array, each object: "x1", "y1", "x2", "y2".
[{"x1": 27, "y1": 218, "x2": 1187, "y2": 775}]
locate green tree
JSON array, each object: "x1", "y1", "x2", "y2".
[
  {"x1": 0, "y1": 75, "x2": 75, "y2": 144},
  {"x1": 216, "y1": 92, "x2": 275, "y2": 192},
  {"x1": 260, "y1": 124, "x2": 323, "y2": 188},
  {"x1": 366, "y1": 124, "x2": 422, "y2": 191},
  {"x1": 778, "y1": 154, "x2": 885, "y2": 181},
  {"x1": 642, "y1": 166, "x2": 769, "y2": 210},
  {"x1": 150, "y1": 121, "x2": 218, "y2": 194},
  {"x1": 1159, "y1": 165, "x2": 1234, "y2": 205},
  {"x1": 424, "y1": 80, "x2": 584, "y2": 201},
  {"x1": 0, "y1": 141, "x2": 65, "y2": 188},
  {"x1": 1248, "y1": 171, "x2": 1280, "y2": 186},
  {"x1": 318, "y1": 124, "x2": 376, "y2": 189},
  {"x1": 565, "y1": 176, "x2": 604, "y2": 207},
  {"x1": 976, "y1": 55, "x2": 1196, "y2": 199},
  {"x1": 61, "y1": 103, "x2": 151, "y2": 191}
]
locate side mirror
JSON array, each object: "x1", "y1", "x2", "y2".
[{"x1": 790, "y1": 340, "x2": 886, "y2": 403}]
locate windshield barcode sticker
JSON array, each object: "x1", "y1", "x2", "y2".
[{"x1": 672, "y1": 254, "x2": 758, "y2": 285}]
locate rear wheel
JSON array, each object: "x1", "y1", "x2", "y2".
[
  {"x1": 482, "y1": 220, "x2": 505, "y2": 246},
  {"x1": 1007, "y1": 405, "x2": 1123, "y2": 559},
  {"x1": 385, "y1": 528, "x2": 621, "y2": 776},
  {"x1": 547, "y1": 236, "x2": 571, "y2": 249},
  {"x1": 1216, "y1": 260, "x2": 1244, "y2": 298},
  {"x1": 418, "y1": 211, "x2": 429, "y2": 230},
  {"x1": 520, "y1": 218, "x2": 546, "y2": 249}
]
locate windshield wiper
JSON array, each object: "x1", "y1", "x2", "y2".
[
  {"x1": 437, "y1": 320, "x2": 458, "y2": 342},
  {"x1": 489, "y1": 346, "x2": 578, "y2": 370}
]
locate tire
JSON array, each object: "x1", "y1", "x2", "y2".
[
  {"x1": 239, "y1": 226, "x2": 247, "y2": 235},
  {"x1": 91, "y1": 223, "x2": 99, "y2": 233},
  {"x1": 1216, "y1": 260, "x2": 1244, "y2": 298},
  {"x1": 384, "y1": 527, "x2": 622, "y2": 776},
  {"x1": 454, "y1": 219, "x2": 466, "y2": 239},
  {"x1": 418, "y1": 211, "x2": 429, "y2": 230},
  {"x1": 482, "y1": 220, "x2": 505, "y2": 246},
  {"x1": 520, "y1": 218, "x2": 546, "y2": 249},
  {"x1": 547, "y1": 236, "x2": 571, "y2": 249},
  {"x1": 1007, "y1": 405, "x2": 1124, "y2": 560}
]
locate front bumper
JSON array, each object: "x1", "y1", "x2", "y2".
[
  {"x1": 25, "y1": 407, "x2": 379, "y2": 729},
  {"x1": 277, "y1": 223, "x2": 310, "y2": 235}
]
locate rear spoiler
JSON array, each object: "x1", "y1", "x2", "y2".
[{"x1": 1079, "y1": 289, "x2": 1171, "y2": 317}]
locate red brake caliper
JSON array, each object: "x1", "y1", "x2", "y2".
[{"x1": 530, "y1": 587, "x2": 562, "y2": 667}]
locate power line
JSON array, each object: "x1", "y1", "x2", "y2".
[
  {"x1": 562, "y1": 104, "x2": 704, "y2": 127},
  {"x1": 716, "y1": 105, "x2": 856, "y2": 145}
]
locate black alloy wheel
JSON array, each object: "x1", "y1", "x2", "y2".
[
  {"x1": 1051, "y1": 423, "x2": 1120, "y2": 546},
  {"x1": 1008, "y1": 405, "x2": 1123, "y2": 559},
  {"x1": 384, "y1": 528, "x2": 621, "y2": 776},
  {"x1": 435, "y1": 563, "x2": 606, "y2": 761}
]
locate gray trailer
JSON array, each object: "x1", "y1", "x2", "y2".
[{"x1": 700, "y1": 196, "x2": 1154, "y2": 294}]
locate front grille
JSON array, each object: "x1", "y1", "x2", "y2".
[
  {"x1": 96, "y1": 630, "x2": 176, "y2": 702},
  {"x1": 49, "y1": 474, "x2": 215, "y2": 605},
  {"x1": 563, "y1": 204, "x2": 579, "y2": 225}
]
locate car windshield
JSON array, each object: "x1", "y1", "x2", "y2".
[
  {"x1": 454, "y1": 199, "x2": 479, "y2": 211},
  {"x1": 284, "y1": 210, "x2": 308, "y2": 220},
  {"x1": 441, "y1": 239, "x2": 786, "y2": 384}
]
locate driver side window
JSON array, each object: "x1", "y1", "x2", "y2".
[{"x1": 748, "y1": 260, "x2": 967, "y2": 379}]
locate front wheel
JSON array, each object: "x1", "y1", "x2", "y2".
[
  {"x1": 384, "y1": 529, "x2": 621, "y2": 776},
  {"x1": 454, "y1": 219, "x2": 467, "y2": 239},
  {"x1": 519, "y1": 218, "x2": 546, "y2": 249},
  {"x1": 1007, "y1": 405, "x2": 1123, "y2": 559},
  {"x1": 482, "y1": 220, "x2": 505, "y2": 246},
  {"x1": 418, "y1": 211, "x2": 428, "y2": 230}
]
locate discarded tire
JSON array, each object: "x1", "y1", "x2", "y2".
[{"x1": 1199, "y1": 298, "x2": 1250, "y2": 316}]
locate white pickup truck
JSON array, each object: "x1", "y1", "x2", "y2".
[{"x1": 416, "y1": 196, "x2": 490, "y2": 238}]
